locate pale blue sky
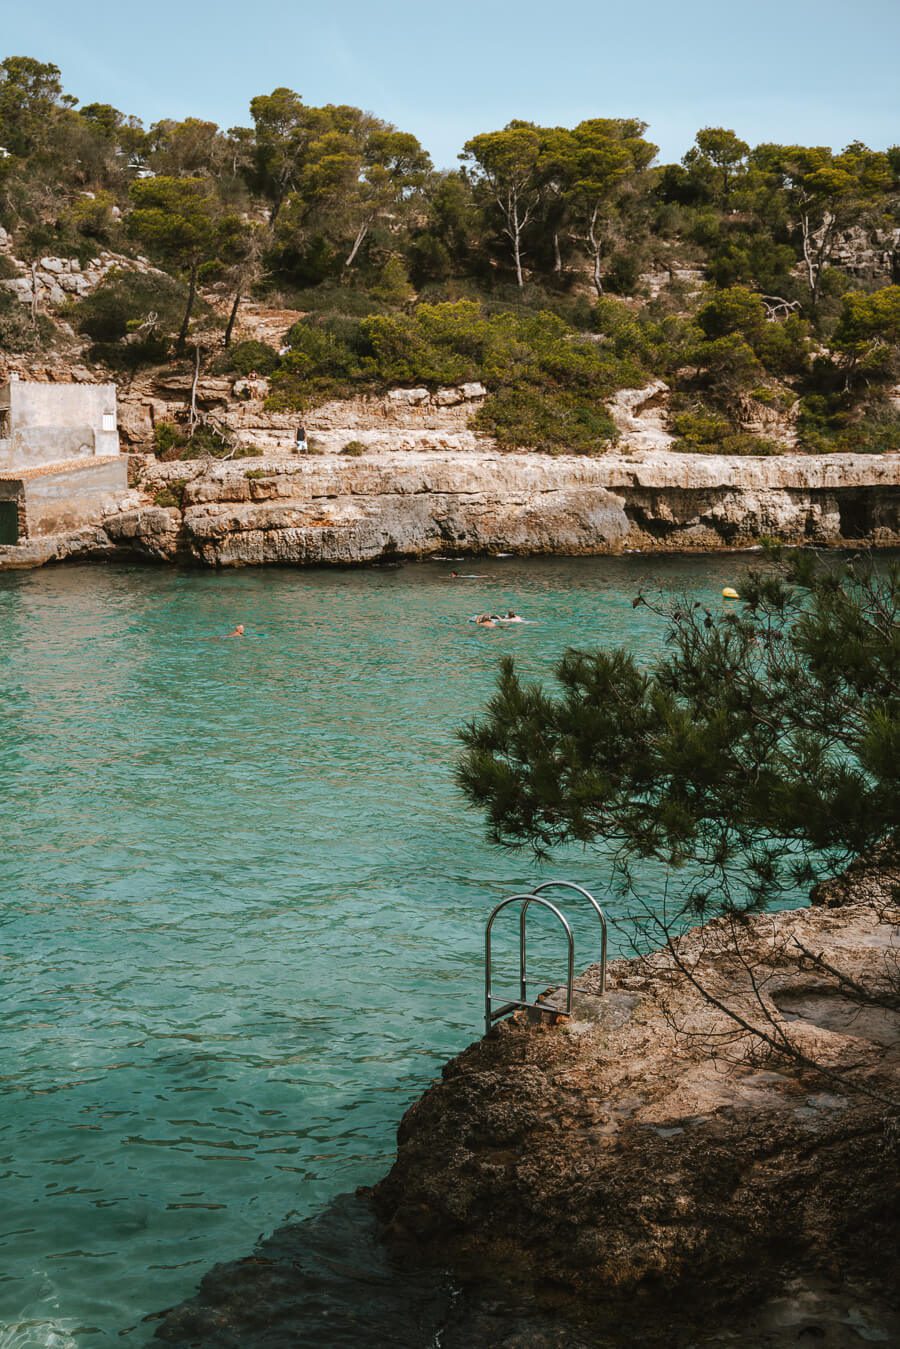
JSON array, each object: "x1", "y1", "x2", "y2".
[{"x1": 3, "y1": 0, "x2": 898, "y2": 167}]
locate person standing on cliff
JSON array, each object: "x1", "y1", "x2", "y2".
[{"x1": 296, "y1": 425, "x2": 308, "y2": 453}]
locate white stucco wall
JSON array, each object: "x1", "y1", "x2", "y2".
[{"x1": 0, "y1": 381, "x2": 119, "y2": 467}]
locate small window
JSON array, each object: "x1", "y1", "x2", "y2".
[
  {"x1": 102, "y1": 412, "x2": 116, "y2": 432},
  {"x1": 0, "y1": 410, "x2": 10, "y2": 438}
]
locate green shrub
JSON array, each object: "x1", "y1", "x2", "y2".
[
  {"x1": 798, "y1": 395, "x2": 900, "y2": 453},
  {"x1": 476, "y1": 387, "x2": 617, "y2": 455},
  {"x1": 0, "y1": 289, "x2": 55, "y2": 352},
  {"x1": 244, "y1": 468, "x2": 270, "y2": 479},
  {"x1": 341, "y1": 440, "x2": 367, "y2": 456},
  {"x1": 269, "y1": 298, "x2": 648, "y2": 451},
  {"x1": 671, "y1": 407, "x2": 783, "y2": 456},
  {"x1": 372, "y1": 256, "x2": 415, "y2": 306},
  {"x1": 75, "y1": 268, "x2": 191, "y2": 344},
  {"x1": 176, "y1": 426, "x2": 232, "y2": 459},
  {"x1": 214, "y1": 340, "x2": 280, "y2": 377},
  {"x1": 153, "y1": 421, "x2": 181, "y2": 457},
  {"x1": 153, "y1": 478, "x2": 187, "y2": 508}
]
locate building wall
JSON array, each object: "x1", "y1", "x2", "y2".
[
  {"x1": 0, "y1": 426, "x2": 96, "y2": 470},
  {"x1": 21, "y1": 459, "x2": 128, "y2": 537},
  {"x1": 0, "y1": 381, "x2": 119, "y2": 467}
]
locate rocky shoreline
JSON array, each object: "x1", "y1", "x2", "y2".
[
  {"x1": 2, "y1": 448, "x2": 897, "y2": 571},
  {"x1": 370, "y1": 884, "x2": 899, "y2": 1345},
  {"x1": 152, "y1": 862, "x2": 899, "y2": 1347}
]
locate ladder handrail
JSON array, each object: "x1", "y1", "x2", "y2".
[
  {"x1": 528, "y1": 880, "x2": 608, "y2": 997},
  {"x1": 485, "y1": 892, "x2": 574, "y2": 1035}
]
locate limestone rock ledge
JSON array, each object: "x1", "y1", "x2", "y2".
[
  {"x1": 104, "y1": 448, "x2": 899, "y2": 566},
  {"x1": 372, "y1": 893, "x2": 900, "y2": 1344},
  {"x1": 2, "y1": 448, "x2": 897, "y2": 570}
]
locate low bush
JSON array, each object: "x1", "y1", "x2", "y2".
[
  {"x1": 213, "y1": 340, "x2": 280, "y2": 377},
  {"x1": 75, "y1": 268, "x2": 191, "y2": 344},
  {"x1": 671, "y1": 407, "x2": 783, "y2": 456},
  {"x1": 152, "y1": 478, "x2": 187, "y2": 508},
  {"x1": 268, "y1": 299, "x2": 643, "y2": 452},
  {"x1": 341, "y1": 440, "x2": 367, "y2": 456},
  {"x1": 798, "y1": 395, "x2": 900, "y2": 453},
  {"x1": 0, "y1": 289, "x2": 55, "y2": 352},
  {"x1": 153, "y1": 420, "x2": 233, "y2": 461},
  {"x1": 476, "y1": 386, "x2": 618, "y2": 455}
]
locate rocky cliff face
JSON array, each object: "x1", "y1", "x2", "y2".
[
  {"x1": 0, "y1": 229, "x2": 165, "y2": 309},
  {"x1": 85, "y1": 448, "x2": 899, "y2": 567}
]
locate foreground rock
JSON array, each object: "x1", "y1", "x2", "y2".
[
  {"x1": 151, "y1": 884, "x2": 899, "y2": 1346},
  {"x1": 373, "y1": 893, "x2": 899, "y2": 1345}
]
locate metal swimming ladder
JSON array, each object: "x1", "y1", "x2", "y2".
[{"x1": 484, "y1": 881, "x2": 608, "y2": 1035}]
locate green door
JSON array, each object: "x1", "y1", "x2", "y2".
[{"x1": 0, "y1": 500, "x2": 19, "y2": 545}]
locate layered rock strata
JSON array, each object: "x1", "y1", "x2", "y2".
[
  {"x1": 1, "y1": 448, "x2": 896, "y2": 570},
  {"x1": 115, "y1": 449, "x2": 900, "y2": 566}
]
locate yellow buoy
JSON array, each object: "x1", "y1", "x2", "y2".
[{"x1": 722, "y1": 587, "x2": 740, "y2": 599}]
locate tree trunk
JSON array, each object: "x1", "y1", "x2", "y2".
[
  {"x1": 189, "y1": 343, "x2": 201, "y2": 431},
  {"x1": 223, "y1": 286, "x2": 242, "y2": 348},
  {"x1": 801, "y1": 211, "x2": 818, "y2": 307},
  {"x1": 553, "y1": 230, "x2": 562, "y2": 274},
  {"x1": 513, "y1": 227, "x2": 524, "y2": 288},
  {"x1": 29, "y1": 261, "x2": 39, "y2": 329},
  {"x1": 177, "y1": 263, "x2": 198, "y2": 354},
  {"x1": 588, "y1": 207, "x2": 603, "y2": 297},
  {"x1": 344, "y1": 218, "x2": 371, "y2": 270}
]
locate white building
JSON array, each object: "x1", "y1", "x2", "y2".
[
  {"x1": 0, "y1": 380, "x2": 127, "y2": 546},
  {"x1": 0, "y1": 378, "x2": 120, "y2": 470}
]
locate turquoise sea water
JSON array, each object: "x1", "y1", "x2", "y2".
[{"x1": 0, "y1": 554, "x2": 768, "y2": 1347}]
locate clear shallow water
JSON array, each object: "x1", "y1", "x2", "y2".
[{"x1": 0, "y1": 554, "x2": 765, "y2": 1346}]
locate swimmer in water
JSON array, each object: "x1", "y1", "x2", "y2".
[
  {"x1": 475, "y1": 613, "x2": 496, "y2": 627},
  {"x1": 505, "y1": 610, "x2": 524, "y2": 623},
  {"x1": 226, "y1": 624, "x2": 245, "y2": 637}
]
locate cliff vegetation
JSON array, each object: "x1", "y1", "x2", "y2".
[{"x1": 1, "y1": 56, "x2": 899, "y2": 458}]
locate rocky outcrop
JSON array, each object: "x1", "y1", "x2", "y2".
[
  {"x1": 0, "y1": 240, "x2": 166, "y2": 309},
  {"x1": 607, "y1": 380, "x2": 673, "y2": 451},
  {"x1": 372, "y1": 889, "x2": 900, "y2": 1345},
  {"x1": 95, "y1": 448, "x2": 899, "y2": 567},
  {"x1": 811, "y1": 844, "x2": 900, "y2": 909},
  {"x1": 146, "y1": 864, "x2": 900, "y2": 1348},
  {"x1": 114, "y1": 376, "x2": 489, "y2": 454},
  {"x1": 2, "y1": 445, "x2": 896, "y2": 571}
]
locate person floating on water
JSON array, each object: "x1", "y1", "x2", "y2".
[
  {"x1": 469, "y1": 609, "x2": 528, "y2": 625},
  {"x1": 226, "y1": 624, "x2": 245, "y2": 637},
  {"x1": 449, "y1": 570, "x2": 488, "y2": 578},
  {"x1": 295, "y1": 425, "x2": 308, "y2": 454}
]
